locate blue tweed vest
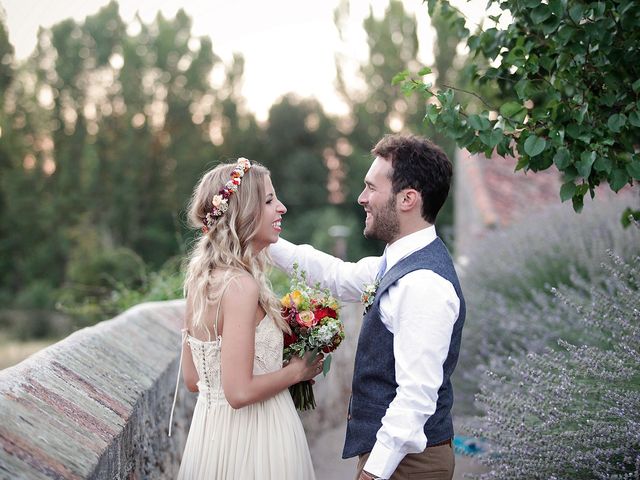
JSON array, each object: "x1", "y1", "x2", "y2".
[{"x1": 342, "y1": 238, "x2": 466, "y2": 459}]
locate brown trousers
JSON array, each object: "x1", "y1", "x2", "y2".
[{"x1": 355, "y1": 441, "x2": 455, "y2": 480}]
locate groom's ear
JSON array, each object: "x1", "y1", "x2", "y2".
[{"x1": 398, "y1": 189, "x2": 420, "y2": 212}]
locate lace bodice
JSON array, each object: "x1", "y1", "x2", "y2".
[{"x1": 186, "y1": 315, "x2": 284, "y2": 406}]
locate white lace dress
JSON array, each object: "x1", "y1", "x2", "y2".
[{"x1": 175, "y1": 315, "x2": 316, "y2": 480}]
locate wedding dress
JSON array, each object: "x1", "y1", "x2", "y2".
[{"x1": 172, "y1": 306, "x2": 316, "y2": 479}]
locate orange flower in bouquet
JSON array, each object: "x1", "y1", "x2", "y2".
[{"x1": 280, "y1": 264, "x2": 344, "y2": 410}]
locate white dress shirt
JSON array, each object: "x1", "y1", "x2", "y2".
[{"x1": 269, "y1": 226, "x2": 460, "y2": 479}]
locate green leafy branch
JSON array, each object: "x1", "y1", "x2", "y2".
[{"x1": 401, "y1": 0, "x2": 639, "y2": 219}]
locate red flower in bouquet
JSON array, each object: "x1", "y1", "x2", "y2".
[
  {"x1": 280, "y1": 264, "x2": 344, "y2": 410},
  {"x1": 284, "y1": 331, "x2": 298, "y2": 347},
  {"x1": 314, "y1": 307, "x2": 337, "y2": 322}
]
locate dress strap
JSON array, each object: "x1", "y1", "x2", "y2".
[
  {"x1": 168, "y1": 328, "x2": 188, "y2": 437},
  {"x1": 213, "y1": 275, "x2": 242, "y2": 341}
]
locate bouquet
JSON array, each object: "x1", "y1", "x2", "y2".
[{"x1": 280, "y1": 264, "x2": 345, "y2": 410}]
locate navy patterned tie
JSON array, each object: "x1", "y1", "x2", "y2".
[{"x1": 376, "y1": 252, "x2": 387, "y2": 282}]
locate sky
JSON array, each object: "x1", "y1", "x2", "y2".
[{"x1": 2, "y1": 0, "x2": 443, "y2": 121}]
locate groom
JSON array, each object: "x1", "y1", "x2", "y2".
[{"x1": 270, "y1": 134, "x2": 465, "y2": 480}]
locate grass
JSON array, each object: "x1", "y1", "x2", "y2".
[{"x1": 0, "y1": 332, "x2": 56, "y2": 370}]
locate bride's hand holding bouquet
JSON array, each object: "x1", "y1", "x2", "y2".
[{"x1": 280, "y1": 264, "x2": 345, "y2": 410}]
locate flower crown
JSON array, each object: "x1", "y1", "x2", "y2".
[{"x1": 202, "y1": 157, "x2": 252, "y2": 233}]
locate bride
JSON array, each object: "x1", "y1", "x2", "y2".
[{"x1": 171, "y1": 158, "x2": 321, "y2": 479}]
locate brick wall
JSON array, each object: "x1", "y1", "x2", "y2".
[
  {"x1": 0, "y1": 300, "x2": 194, "y2": 479},
  {"x1": 0, "y1": 299, "x2": 362, "y2": 478}
]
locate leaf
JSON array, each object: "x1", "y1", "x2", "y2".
[
  {"x1": 418, "y1": 66, "x2": 432, "y2": 76},
  {"x1": 524, "y1": 135, "x2": 546, "y2": 157},
  {"x1": 566, "y1": 124, "x2": 592, "y2": 143},
  {"x1": 499, "y1": 101, "x2": 527, "y2": 123},
  {"x1": 569, "y1": 4, "x2": 583, "y2": 23},
  {"x1": 468, "y1": 35, "x2": 480, "y2": 51},
  {"x1": 576, "y1": 183, "x2": 589, "y2": 197},
  {"x1": 560, "y1": 181, "x2": 576, "y2": 202},
  {"x1": 515, "y1": 155, "x2": 529, "y2": 171},
  {"x1": 593, "y1": 155, "x2": 613, "y2": 174},
  {"x1": 576, "y1": 103, "x2": 588, "y2": 124},
  {"x1": 572, "y1": 193, "x2": 584, "y2": 213},
  {"x1": 322, "y1": 353, "x2": 332, "y2": 377},
  {"x1": 549, "y1": 0, "x2": 563, "y2": 17},
  {"x1": 563, "y1": 166, "x2": 579, "y2": 182},
  {"x1": 424, "y1": 103, "x2": 439, "y2": 124},
  {"x1": 626, "y1": 155, "x2": 640, "y2": 180},
  {"x1": 541, "y1": 16, "x2": 562, "y2": 35},
  {"x1": 633, "y1": 78, "x2": 640, "y2": 93},
  {"x1": 437, "y1": 89, "x2": 455, "y2": 108},
  {"x1": 610, "y1": 168, "x2": 629, "y2": 192},
  {"x1": 514, "y1": 79, "x2": 530, "y2": 99},
  {"x1": 500, "y1": 101, "x2": 524, "y2": 118},
  {"x1": 531, "y1": 4, "x2": 552, "y2": 24},
  {"x1": 392, "y1": 70, "x2": 409, "y2": 86},
  {"x1": 607, "y1": 114, "x2": 627, "y2": 133},
  {"x1": 539, "y1": 54, "x2": 554, "y2": 72},
  {"x1": 629, "y1": 111, "x2": 640, "y2": 128},
  {"x1": 401, "y1": 82, "x2": 416, "y2": 97},
  {"x1": 553, "y1": 147, "x2": 571, "y2": 169},
  {"x1": 479, "y1": 128, "x2": 503, "y2": 148},
  {"x1": 576, "y1": 151, "x2": 596, "y2": 178},
  {"x1": 557, "y1": 25, "x2": 575, "y2": 46},
  {"x1": 458, "y1": 129, "x2": 477, "y2": 149},
  {"x1": 621, "y1": 207, "x2": 640, "y2": 228},
  {"x1": 467, "y1": 114, "x2": 491, "y2": 131}
]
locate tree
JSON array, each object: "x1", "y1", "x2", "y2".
[
  {"x1": 397, "y1": 0, "x2": 640, "y2": 219},
  {"x1": 335, "y1": 0, "x2": 424, "y2": 149},
  {"x1": 0, "y1": 10, "x2": 18, "y2": 302},
  {"x1": 0, "y1": 2, "x2": 262, "y2": 312},
  {"x1": 333, "y1": 0, "x2": 466, "y2": 252},
  {"x1": 261, "y1": 94, "x2": 337, "y2": 245}
]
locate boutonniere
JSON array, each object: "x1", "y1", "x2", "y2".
[{"x1": 361, "y1": 280, "x2": 380, "y2": 314}]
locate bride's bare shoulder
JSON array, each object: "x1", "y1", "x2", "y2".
[{"x1": 214, "y1": 269, "x2": 258, "y2": 299}]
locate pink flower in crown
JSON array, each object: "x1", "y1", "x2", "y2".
[
  {"x1": 212, "y1": 195, "x2": 223, "y2": 208},
  {"x1": 202, "y1": 157, "x2": 252, "y2": 231}
]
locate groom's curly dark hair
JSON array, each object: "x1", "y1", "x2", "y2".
[{"x1": 372, "y1": 134, "x2": 452, "y2": 224}]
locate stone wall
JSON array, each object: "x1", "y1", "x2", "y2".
[
  {"x1": 0, "y1": 300, "x2": 195, "y2": 479},
  {"x1": 0, "y1": 299, "x2": 362, "y2": 478}
]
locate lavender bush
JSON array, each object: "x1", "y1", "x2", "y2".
[
  {"x1": 454, "y1": 197, "x2": 640, "y2": 414},
  {"x1": 470, "y1": 253, "x2": 639, "y2": 479}
]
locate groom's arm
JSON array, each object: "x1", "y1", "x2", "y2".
[
  {"x1": 269, "y1": 238, "x2": 379, "y2": 303},
  {"x1": 363, "y1": 270, "x2": 460, "y2": 478}
]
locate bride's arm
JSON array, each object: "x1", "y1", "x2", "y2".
[{"x1": 220, "y1": 275, "x2": 322, "y2": 409}]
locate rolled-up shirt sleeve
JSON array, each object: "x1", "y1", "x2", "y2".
[
  {"x1": 269, "y1": 237, "x2": 379, "y2": 303},
  {"x1": 363, "y1": 269, "x2": 460, "y2": 478}
]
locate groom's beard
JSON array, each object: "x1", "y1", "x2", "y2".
[{"x1": 364, "y1": 196, "x2": 399, "y2": 244}]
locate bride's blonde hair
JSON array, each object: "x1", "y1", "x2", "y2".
[{"x1": 184, "y1": 160, "x2": 288, "y2": 337}]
